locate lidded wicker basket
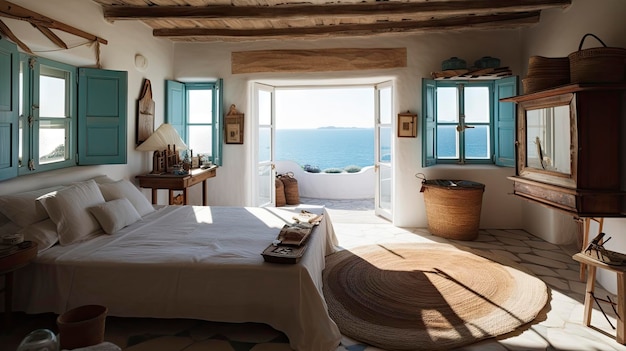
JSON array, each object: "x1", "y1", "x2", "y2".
[
  {"x1": 421, "y1": 179, "x2": 485, "y2": 241},
  {"x1": 568, "y1": 33, "x2": 626, "y2": 83}
]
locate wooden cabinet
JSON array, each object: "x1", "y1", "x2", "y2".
[{"x1": 502, "y1": 83, "x2": 626, "y2": 216}]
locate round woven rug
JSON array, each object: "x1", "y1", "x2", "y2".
[{"x1": 322, "y1": 243, "x2": 549, "y2": 351}]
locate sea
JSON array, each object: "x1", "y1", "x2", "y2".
[{"x1": 274, "y1": 128, "x2": 379, "y2": 170}]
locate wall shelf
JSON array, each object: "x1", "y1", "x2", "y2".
[{"x1": 431, "y1": 67, "x2": 512, "y2": 80}]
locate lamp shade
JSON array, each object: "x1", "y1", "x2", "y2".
[{"x1": 136, "y1": 123, "x2": 187, "y2": 151}]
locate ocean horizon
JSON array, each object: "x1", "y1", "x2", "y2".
[{"x1": 273, "y1": 128, "x2": 379, "y2": 170}]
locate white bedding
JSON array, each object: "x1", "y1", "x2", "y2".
[{"x1": 13, "y1": 205, "x2": 341, "y2": 351}]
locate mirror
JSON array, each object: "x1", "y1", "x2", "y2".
[{"x1": 525, "y1": 105, "x2": 571, "y2": 174}]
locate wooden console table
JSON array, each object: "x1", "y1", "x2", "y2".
[{"x1": 136, "y1": 166, "x2": 217, "y2": 206}]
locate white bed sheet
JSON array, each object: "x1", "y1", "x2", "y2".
[{"x1": 14, "y1": 205, "x2": 341, "y2": 351}]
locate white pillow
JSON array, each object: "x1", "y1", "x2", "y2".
[
  {"x1": 19, "y1": 219, "x2": 59, "y2": 253},
  {"x1": 89, "y1": 198, "x2": 141, "y2": 234},
  {"x1": 38, "y1": 179, "x2": 105, "y2": 245},
  {"x1": 98, "y1": 179, "x2": 155, "y2": 217},
  {"x1": 0, "y1": 185, "x2": 65, "y2": 227}
]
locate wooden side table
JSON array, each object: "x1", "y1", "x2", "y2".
[
  {"x1": 1, "y1": 241, "x2": 38, "y2": 329},
  {"x1": 135, "y1": 166, "x2": 217, "y2": 206},
  {"x1": 573, "y1": 252, "x2": 626, "y2": 344}
]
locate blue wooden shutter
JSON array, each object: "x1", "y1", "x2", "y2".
[
  {"x1": 165, "y1": 80, "x2": 186, "y2": 141},
  {"x1": 422, "y1": 79, "x2": 436, "y2": 167},
  {"x1": 213, "y1": 79, "x2": 223, "y2": 166},
  {"x1": 493, "y1": 76, "x2": 518, "y2": 167},
  {"x1": 0, "y1": 39, "x2": 18, "y2": 181},
  {"x1": 78, "y1": 68, "x2": 128, "y2": 165}
]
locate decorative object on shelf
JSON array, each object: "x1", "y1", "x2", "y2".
[
  {"x1": 431, "y1": 66, "x2": 512, "y2": 80},
  {"x1": 136, "y1": 79, "x2": 155, "y2": 145},
  {"x1": 225, "y1": 104, "x2": 244, "y2": 144},
  {"x1": 568, "y1": 33, "x2": 626, "y2": 84},
  {"x1": 523, "y1": 56, "x2": 570, "y2": 94},
  {"x1": 397, "y1": 111, "x2": 417, "y2": 137},
  {"x1": 441, "y1": 56, "x2": 466, "y2": 71},
  {"x1": 474, "y1": 56, "x2": 500, "y2": 69},
  {"x1": 136, "y1": 123, "x2": 188, "y2": 174}
]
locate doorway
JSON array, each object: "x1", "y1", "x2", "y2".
[{"x1": 252, "y1": 82, "x2": 393, "y2": 220}]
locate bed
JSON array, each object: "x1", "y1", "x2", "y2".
[{"x1": 0, "y1": 178, "x2": 342, "y2": 351}]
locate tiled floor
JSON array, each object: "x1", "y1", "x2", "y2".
[{"x1": 3, "y1": 198, "x2": 626, "y2": 351}]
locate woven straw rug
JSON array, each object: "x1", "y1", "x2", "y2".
[{"x1": 322, "y1": 242, "x2": 549, "y2": 351}]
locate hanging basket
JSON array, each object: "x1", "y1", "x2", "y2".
[
  {"x1": 280, "y1": 172, "x2": 300, "y2": 205},
  {"x1": 568, "y1": 33, "x2": 626, "y2": 84}
]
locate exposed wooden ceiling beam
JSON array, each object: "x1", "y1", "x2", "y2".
[
  {"x1": 0, "y1": 0, "x2": 107, "y2": 45},
  {"x1": 104, "y1": 0, "x2": 569, "y2": 20},
  {"x1": 154, "y1": 11, "x2": 540, "y2": 40},
  {"x1": 0, "y1": 17, "x2": 30, "y2": 53},
  {"x1": 32, "y1": 24, "x2": 68, "y2": 49}
]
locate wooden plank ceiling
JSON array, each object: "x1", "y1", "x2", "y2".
[{"x1": 94, "y1": 0, "x2": 572, "y2": 42}]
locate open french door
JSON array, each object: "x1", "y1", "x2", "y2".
[
  {"x1": 253, "y1": 83, "x2": 275, "y2": 207},
  {"x1": 375, "y1": 82, "x2": 393, "y2": 220}
]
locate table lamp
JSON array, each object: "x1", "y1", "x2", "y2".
[{"x1": 136, "y1": 123, "x2": 187, "y2": 174}]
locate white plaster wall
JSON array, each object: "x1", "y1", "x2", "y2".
[
  {"x1": 0, "y1": 0, "x2": 174, "y2": 200},
  {"x1": 521, "y1": 0, "x2": 626, "y2": 292},
  {"x1": 173, "y1": 31, "x2": 526, "y2": 228},
  {"x1": 275, "y1": 160, "x2": 375, "y2": 199}
]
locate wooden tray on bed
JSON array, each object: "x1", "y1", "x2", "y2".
[{"x1": 262, "y1": 243, "x2": 308, "y2": 264}]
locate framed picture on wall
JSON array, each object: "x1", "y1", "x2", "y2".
[
  {"x1": 225, "y1": 104, "x2": 244, "y2": 144},
  {"x1": 397, "y1": 111, "x2": 417, "y2": 138}
]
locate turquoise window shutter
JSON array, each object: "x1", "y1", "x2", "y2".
[
  {"x1": 165, "y1": 80, "x2": 186, "y2": 140},
  {"x1": 78, "y1": 67, "x2": 128, "y2": 165},
  {"x1": 422, "y1": 79, "x2": 436, "y2": 167},
  {"x1": 0, "y1": 38, "x2": 18, "y2": 181},
  {"x1": 213, "y1": 78, "x2": 223, "y2": 166},
  {"x1": 493, "y1": 76, "x2": 518, "y2": 167}
]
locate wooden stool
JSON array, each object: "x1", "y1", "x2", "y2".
[{"x1": 573, "y1": 252, "x2": 626, "y2": 344}]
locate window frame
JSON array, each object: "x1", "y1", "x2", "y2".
[
  {"x1": 19, "y1": 55, "x2": 77, "y2": 175},
  {"x1": 422, "y1": 76, "x2": 517, "y2": 167},
  {"x1": 165, "y1": 80, "x2": 223, "y2": 166}
]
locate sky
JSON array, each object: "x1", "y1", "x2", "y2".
[{"x1": 275, "y1": 86, "x2": 375, "y2": 129}]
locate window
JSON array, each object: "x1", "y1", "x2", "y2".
[
  {"x1": 19, "y1": 56, "x2": 76, "y2": 174},
  {"x1": 422, "y1": 76, "x2": 517, "y2": 167},
  {"x1": 0, "y1": 37, "x2": 127, "y2": 182},
  {"x1": 165, "y1": 80, "x2": 223, "y2": 166}
]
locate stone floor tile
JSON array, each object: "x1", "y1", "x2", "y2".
[
  {"x1": 526, "y1": 241, "x2": 561, "y2": 251},
  {"x1": 489, "y1": 249, "x2": 521, "y2": 262},
  {"x1": 540, "y1": 276, "x2": 570, "y2": 291},
  {"x1": 518, "y1": 262, "x2": 560, "y2": 277},
  {"x1": 496, "y1": 328, "x2": 549, "y2": 350},
  {"x1": 546, "y1": 325, "x2": 626, "y2": 351},
  {"x1": 501, "y1": 245, "x2": 533, "y2": 254},
  {"x1": 495, "y1": 237, "x2": 529, "y2": 247},
  {"x1": 532, "y1": 249, "x2": 574, "y2": 264},
  {"x1": 214, "y1": 322, "x2": 283, "y2": 343},
  {"x1": 518, "y1": 253, "x2": 569, "y2": 269}
]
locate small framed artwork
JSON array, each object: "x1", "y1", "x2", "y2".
[
  {"x1": 397, "y1": 111, "x2": 417, "y2": 138},
  {"x1": 225, "y1": 104, "x2": 244, "y2": 144}
]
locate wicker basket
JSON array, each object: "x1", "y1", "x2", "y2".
[
  {"x1": 280, "y1": 173, "x2": 300, "y2": 205},
  {"x1": 275, "y1": 177, "x2": 286, "y2": 207},
  {"x1": 57, "y1": 305, "x2": 107, "y2": 350},
  {"x1": 524, "y1": 56, "x2": 570, "y2": 94},
  {"x1": 568, "y1": 33, "x2": 626, "y2": 83},
  {"x1": 422, "y1": 179, "x2": 485, "y2": 241}
]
